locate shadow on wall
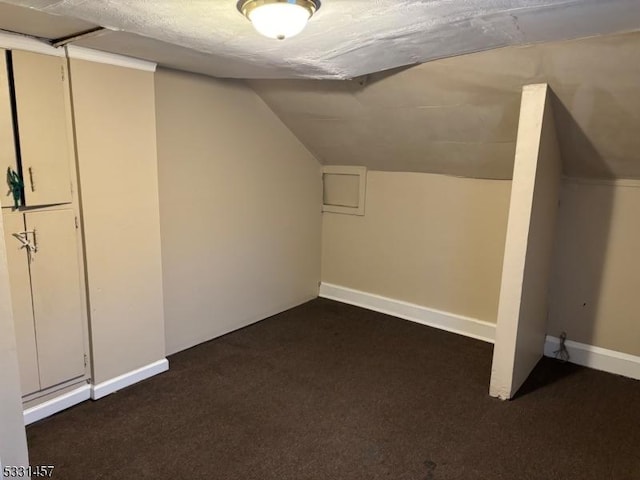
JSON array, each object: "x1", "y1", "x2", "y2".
[
  {"x1": 512, "y1": 89, "x2": 616, "y2": 399},
  {"x1": 355, "y1": 64, "x2": 418, "y2": 88},
  {"x1": 547, "y1": 89, "x2": 614, "y2": 357}
]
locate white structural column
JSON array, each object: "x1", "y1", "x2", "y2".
[{"x1": 490, "y1": 84, "x2": 562, "y2": 400}]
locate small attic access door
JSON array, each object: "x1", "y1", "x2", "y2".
[
  {"x1": 322, "y1": 166, "x2": 366, "y2": 216},
  {"x1": 489, "y1": 84, "x2": 563, "y2": 400}
]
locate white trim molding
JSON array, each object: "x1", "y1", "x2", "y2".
[
  {"x1": 319, "y1": 283, "x2": 496, "y2": 343},
  {"x1": 544, "y1": 336, "x2": 640, "y2": 381},
  {"x1": 0, "y1": 31, "x2": 156, "y2": 71},
  {"x1": 66, "y1": 45, "x2": 157, "y2": 72},
  {"x1": 90, "y1": 359, "x2": 169, "y2": 400},
  {"x1": 23, "y1": 384, "x2": 91, "y2": 426},
  {"x1": 0, "y1": 30, "x2": 64, "y2": 57},
  {"x1": 319, "y1": 283, "x2": 640, "y2": 381}
]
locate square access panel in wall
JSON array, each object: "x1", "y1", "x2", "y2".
[{"x1": 322, "y1": 166, "x2": 367, "y2": 215}]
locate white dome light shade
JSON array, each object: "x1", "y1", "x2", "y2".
[
  {"x1": 250, "y1": 3, "x2": 309, "y2": 39},
  {"x1": 238, "y1": 0, "x2": 321, "y2": 40}
]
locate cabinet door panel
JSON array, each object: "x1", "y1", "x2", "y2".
[
  {"x1": 13, "y1": 50, "x2": 72, "y2": 206},
  {"x1": 2, "y1": 210, "x2": 40, "y2": 395},
  {"x1": 0, "y1": 50, "x2": 18, "y2": 208},
  {"x1": 26, "y1": 209, "x2": 84, "y2": 389}
]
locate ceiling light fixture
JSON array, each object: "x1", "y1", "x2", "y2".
[{"x1": 237, "y1": 0, "x2": 321, "y2": 40}]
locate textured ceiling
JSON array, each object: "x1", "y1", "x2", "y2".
[
  {"x1": 250, "y1": 31, "x2": 640, "y2": 179},
  {"x1": 0, "y1": 1, "x2": 638, "y2": 179},
  {"x1": 0, "y1": 0, "x2": 639, "y2": 79}
]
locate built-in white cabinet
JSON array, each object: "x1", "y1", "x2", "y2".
[
  {"x1": 1, "y1": 47, "x2": 87, "y2": 399},
  {"x1": 2, "y1": 210, "x2": 39, "y2": 395},
  {"x1": 2, "y1": 209, "x2": 86, "y2": 395},
  {"x1": 12, "y1": 50, "x2": 73, "y2": 206},
  {"x1": 0, "y1": 49, "x2": 18, "y2": 206},
  {"x1": 2, "y1": 49, "x2": 73, "y2": 208}
]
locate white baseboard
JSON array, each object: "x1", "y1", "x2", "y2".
[
  {"x1": 90, "y1": 359, "x2": 169, "y2": 400},
  {"x1": 544, "y1": 336, "x2": 640, "y2": 381},
  {"x1": 22, "y1": 360, "x2": 170, "y2": 423},
  {"x1": 23, "y1": 384, "x2": 91, "y2": 426},
  {"x1": 319, "y1": 283, "x2": 640, "y2": 382},
  {"x1": 319, "y1": 283, "x2": 496, "y2": 343}
]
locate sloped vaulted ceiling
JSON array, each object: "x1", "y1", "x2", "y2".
[
  {"x1": 250, "y1": 32, "x2": 640, "y2": 179},
  {"x1": 1, "y1": 0, "x2": 639, "y2": 79},
  {"x1": 0, "y1": 1, "x2": 638, "y2": 179}
]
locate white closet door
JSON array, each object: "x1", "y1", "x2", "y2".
[
  {"x1": 0, "y1": 49, "x2": 18, "y2": 205},
  {"x1": 26, "y1": 209, "x2": 84, "y2": 389},
  {"x1": 12, "y1": 50, "x2": 72, "y2": 207},
  {"x1": 1, "y1": 210, "x2": 40, "y2": 395}
]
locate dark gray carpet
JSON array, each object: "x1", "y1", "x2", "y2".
[{"x1": 27, "y1": 298, "x2": 640, "y2": 479}]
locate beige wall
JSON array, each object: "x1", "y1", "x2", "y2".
[
  {"x1": 321, "y1": 170, "x2": 511, "y2": 322},
  {"x1": 0, "y1": 202, "x2": 29, "y2": 469},
  {"x1": 490, "y1": 84, "x2": 561, "y2": 399},
  {"x1": 549, "y1": 180, "x2": 640, "y2": 357},
  {"x1": 70, "y1": 59, "x2": 166, "y2": 383},
  {"x1": 155, "y1": 69, "x2": 322, "y2": 355}
]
